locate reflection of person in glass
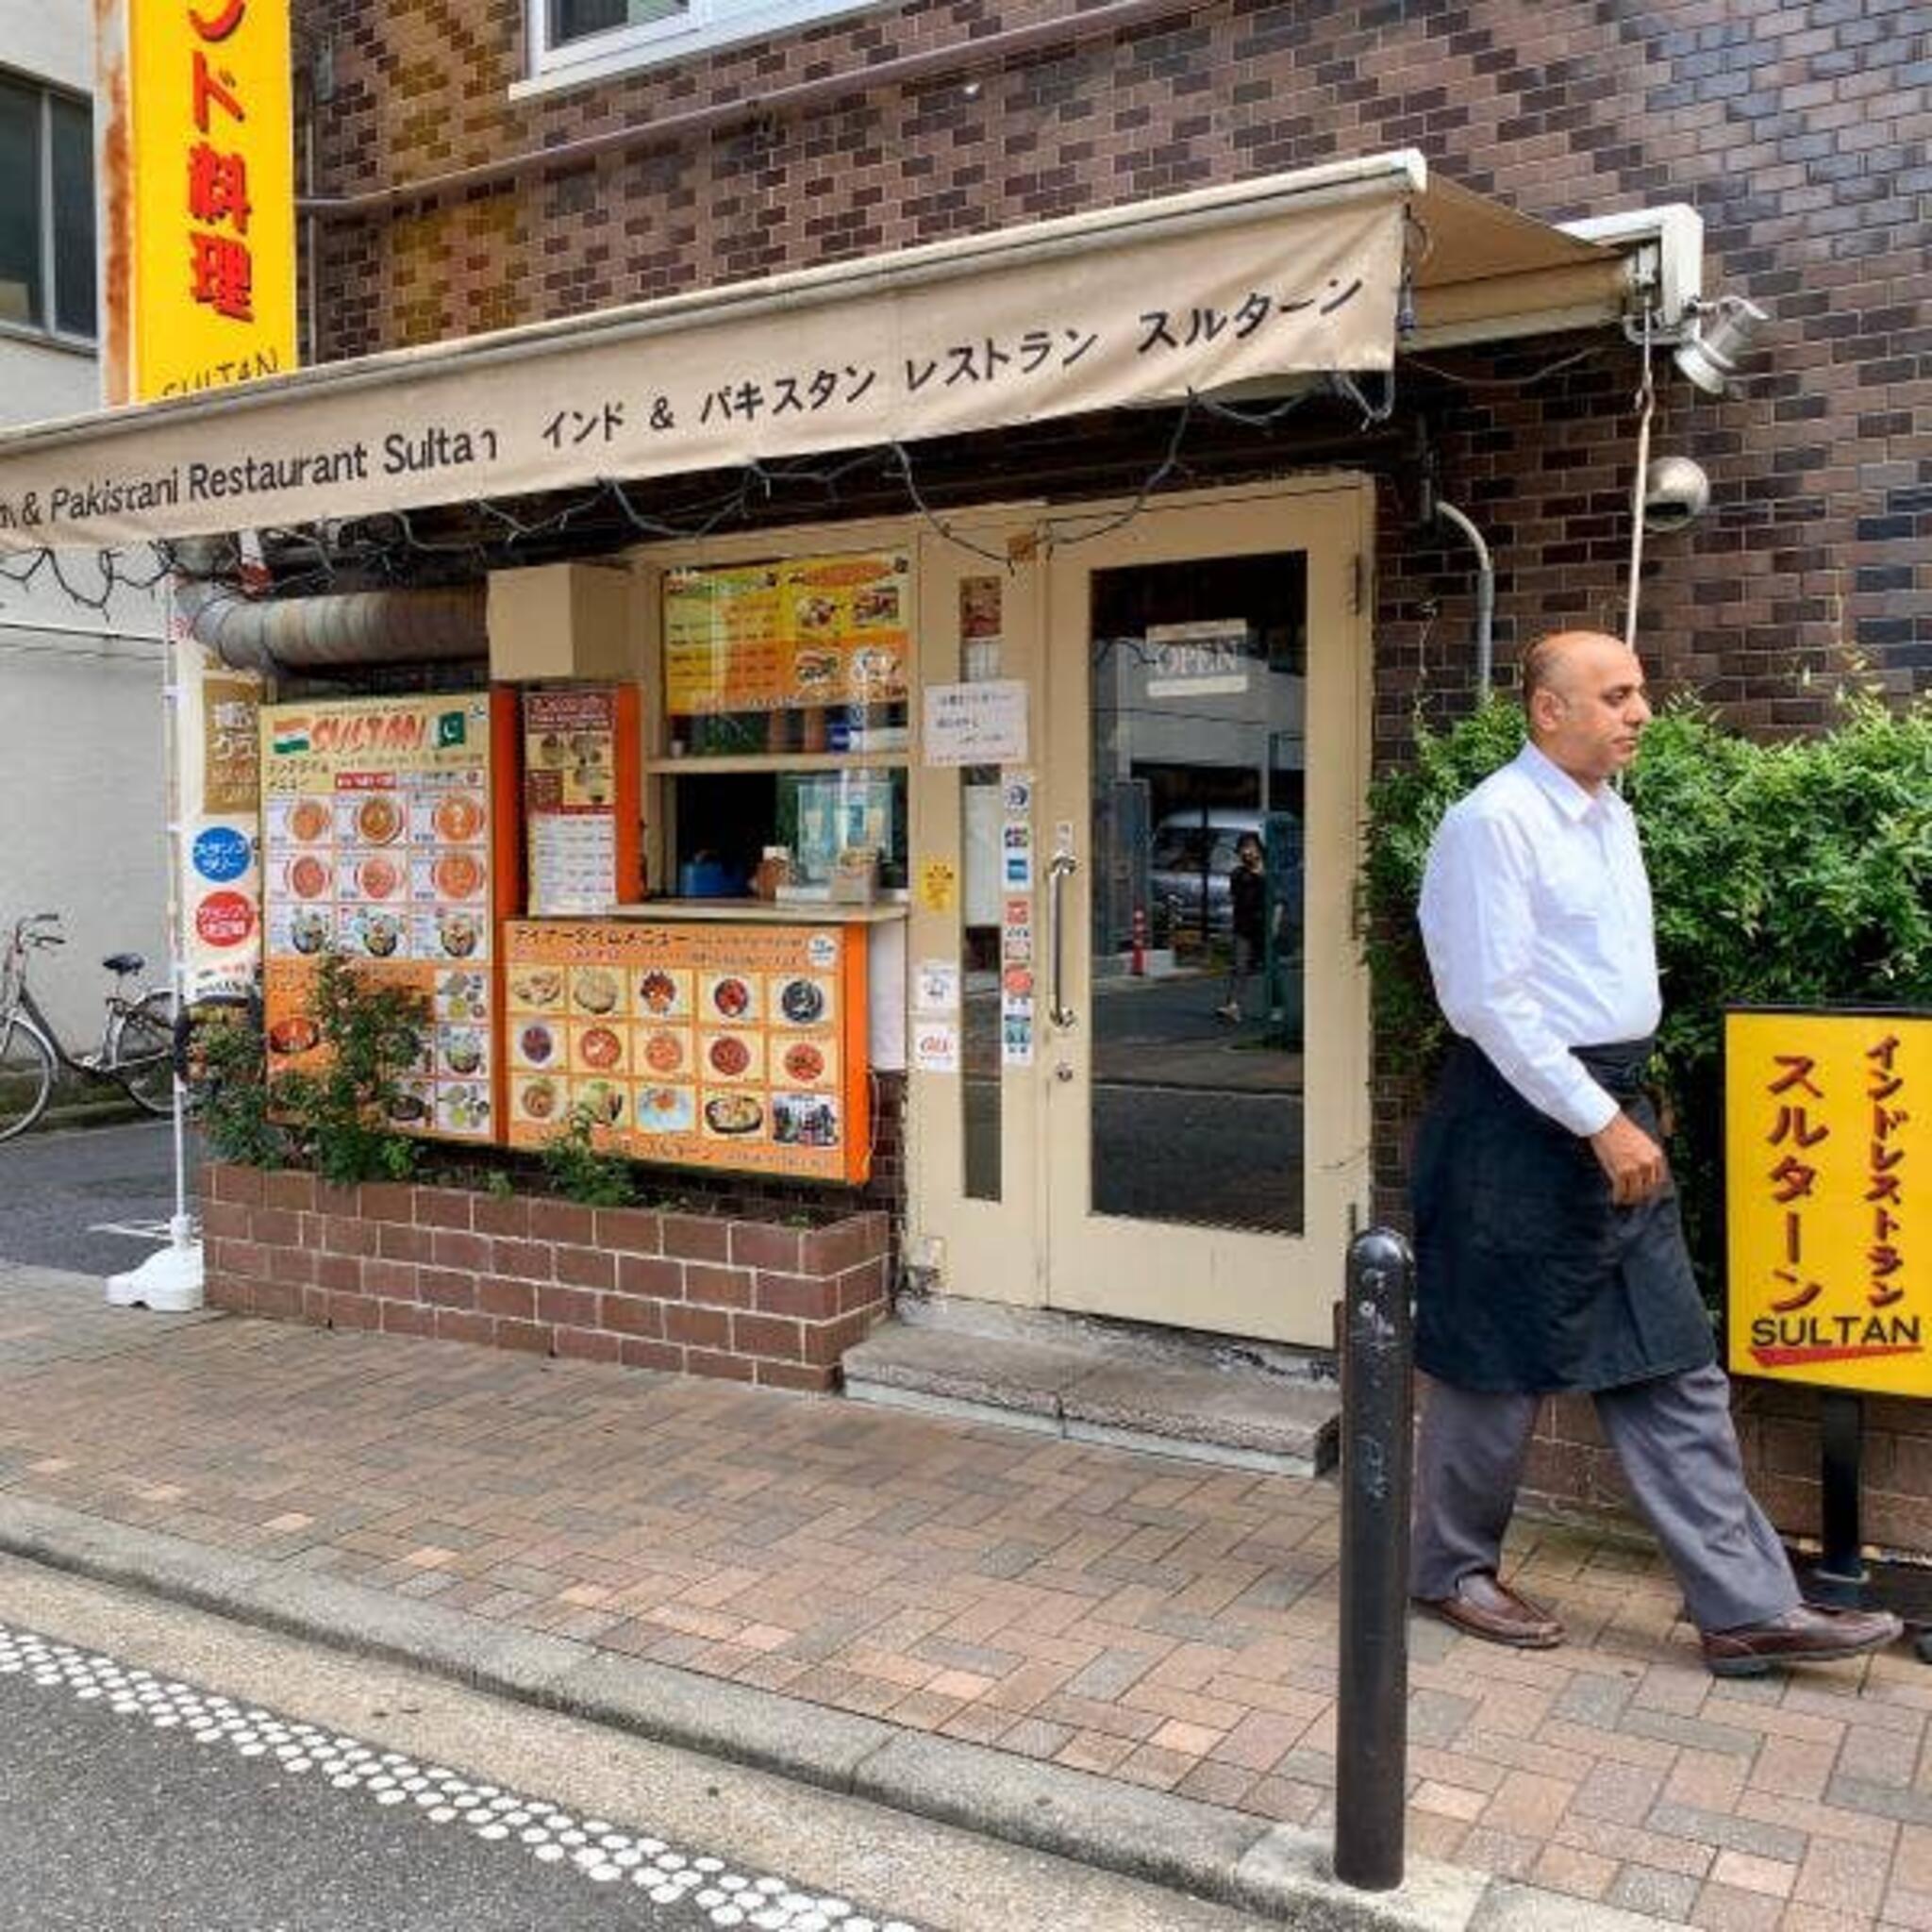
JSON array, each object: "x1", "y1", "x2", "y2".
[{"x1": 1216, "y1": 832, "x2": 1266, "y2": 1023}]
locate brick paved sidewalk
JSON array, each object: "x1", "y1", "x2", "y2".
[{"x1": 1, "y1": 1263, "x2": 1928, "y2": 1930}]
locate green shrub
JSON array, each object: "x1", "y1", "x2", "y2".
[
  {"x1": 190, "y1": 1002, "x2": 284, "y2": 1170},
  {"x1": 538, "y1": 1103, "x2": 637, "y2": 1208},
  {"x1": 189, "y1": 955, "x2": 429, "y2": 1182},
  {"x1": 259, "y1": 952, "x2": 429, "y2": 1186},
  {"x1": 1363, "y1": 692, "x2": 1932, "y2": 1294}
]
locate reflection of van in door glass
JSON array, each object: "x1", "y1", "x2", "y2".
[{"x1": 1149, "y1": 811, "x2": 1260, "y2": 941}]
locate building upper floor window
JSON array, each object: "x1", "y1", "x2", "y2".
[
  {"x1": 0, "y1": 73, "x2": 95, "y2": 344},
  {"x1": 525, "y1": 0, "x2": 878, "y2": 92}
]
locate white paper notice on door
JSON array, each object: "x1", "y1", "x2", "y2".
[
  {"x1": 913, "y1": 1020, "x2": 960, "y2": 1074},
  {"x1": 922, "y1": 680, "x2": 1028, "y2": 767},
  {"x1": 914, "y1": 958, "x2": 960, "y2": 1013}
]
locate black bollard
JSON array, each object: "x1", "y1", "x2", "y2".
[{"x1": 1334, "y1": 1226, "x2": 1415, "y2": 1893}]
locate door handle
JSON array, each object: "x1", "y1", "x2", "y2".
[{"x1": 1048, "y1": 850, "x2": 1077, "y2": 1030}]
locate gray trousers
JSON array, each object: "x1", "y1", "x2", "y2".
[{"x1": 1412, "y1": 1361, "x2": 1800, "y2": 1634}]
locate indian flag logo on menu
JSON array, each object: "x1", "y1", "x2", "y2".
[{"x1": 272, "y1": 717, "x2": 311, "y2": 755}]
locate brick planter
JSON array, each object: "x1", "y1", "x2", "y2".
[{"x1": 201, "y1": 1163, "x2": 890, "y2": 1391}]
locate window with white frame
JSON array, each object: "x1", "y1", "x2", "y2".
[
  {"x1": 0, "y1": 72, "x2": 94, "y2": 342},
  {"x1": 528, "y1": 0, "x2": 880, "y2": 88}
]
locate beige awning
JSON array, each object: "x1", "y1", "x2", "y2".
[{"x1": 0, "y1": 150, "x2": 1632, "y2": 555}]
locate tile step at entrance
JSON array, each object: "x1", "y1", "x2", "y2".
[{"x1": 842, "y1": 1302, "x2": 1340, "y2": 1477}]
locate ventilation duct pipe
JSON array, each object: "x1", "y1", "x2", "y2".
[{"x1": 171, "y1": 543, "x2": 488, "y2": 671}]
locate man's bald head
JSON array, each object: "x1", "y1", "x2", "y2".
[
  {"x1": 1520, "y1": 630, "x2": 1652, "y2": 789},
  {"x1": 1521, "y1": 630, "x2": 1625, "y2": 712}
]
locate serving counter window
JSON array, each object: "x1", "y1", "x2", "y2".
[
  {"x1": 663, "y1": 768, "x2": 908, "y2": 898},
  {"x1": 656, "y1": 551, "x2": 911, "y2": 899}
]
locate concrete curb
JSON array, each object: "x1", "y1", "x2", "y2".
[
  {"x1": 30, "y1": 1097, "x2": 147, "y2": 1135},
  {"x1": 0, "y1": 1492, "x2": 1655, "y2": 1931}
]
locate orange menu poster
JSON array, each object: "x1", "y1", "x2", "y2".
[
  {"x1": 259, "y1": 692, "x2": 512, "y2": 1142},
  {"x1": 662, "y1": 551, "x2": 909, "y2": 717},
  {"x1": 502, "y1": 919, "x2": 870, "y2": 1184}
]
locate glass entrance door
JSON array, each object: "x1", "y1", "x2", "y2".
[
  {"x1": 1041, "y1": 486, "x2": 1370, "y2": 1343},
  {"x1": 1084, "y1": 549, "x2": 1307, "y2": 1233}
]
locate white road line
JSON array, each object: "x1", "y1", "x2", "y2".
[{"x1": 0, "y1": 1622, "x2": 924, "y2": 1932}]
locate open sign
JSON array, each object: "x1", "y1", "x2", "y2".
[{"x1": 1143, "y1": 620, "x2": 1251, "y2": 697}]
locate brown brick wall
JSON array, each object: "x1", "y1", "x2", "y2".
[
  {"x1": 203, "y1": 1163, "x2": 891, "y2": 1390},
  {"x1": 299, "y1": 0, "x2": 1930, "y2": 699}
]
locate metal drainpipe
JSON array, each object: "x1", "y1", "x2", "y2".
[{"x1": 1433, "y1": 498, "x2": 1495, "y2": 698}]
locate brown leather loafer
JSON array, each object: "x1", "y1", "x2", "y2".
[
  {"x1": 1702, "y1": 1603, "x2": 1903, "y2": 1677},
  {"x1": 1415, "y1": 1572, "x2": 1564, "y2": 1649}
]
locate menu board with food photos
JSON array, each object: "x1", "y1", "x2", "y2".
[
  {"x1": 502, "y1": 918, "x2": 870, "y2": 1184},
  {"x1": 662, "y1": 551, "x2": 909, "y2": 717},
  {"x1": 522, "y1": 686, "x2": 641, "y2": 916},
  {"x1": 259, "y1": 693, "x2": 515, "y2": 1142}
]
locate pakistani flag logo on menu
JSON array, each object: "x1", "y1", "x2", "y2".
[
  {"x1": 272, "y1": 717, "x2": 310, "y2": 755},
  {"x1": 436, "y1": 711, "x2": 468, "y2": 750}
]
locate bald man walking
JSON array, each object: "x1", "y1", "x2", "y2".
[{"x1": 1409, "y1": 630, "x2": 1899, "y2": 1675}]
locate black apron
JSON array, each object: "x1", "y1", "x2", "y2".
[{"x1": 1411, "y1": 1038, "x2": 1716, "y2": 1395}]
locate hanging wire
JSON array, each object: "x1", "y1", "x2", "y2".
[
  {"x1": 1039, "y1": 395, "x2": 1198, "y2": 552},
  {"x1": 889, "y1": 442, "x2": 1015, "y2": 567},
  {"x1": 1623, "y1": 312, "x2": 1657, "y2": 651},
  {"x1": 1404, "y1": 341, "x2": 1611, "y2": 390},
  {"x1": 1383, "y1": 200, "x2": 1435, "y2": 346},
  {"x1": 0, "y1": 380, "x2": 1400, "y2": 603},
  {"x1": 1332, "y1": 369, "x2": 1397, "y2": 427},
  {"x1": 1192, "y1": 383, "x2": 1321, "y2": 430}
]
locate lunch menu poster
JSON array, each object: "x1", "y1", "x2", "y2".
[
  {"x1": 662, "y1": 552, "x2": 909, "y2": 717},
  {"x1": 502, "y1": 919, "x2": 871, "y2": 1184},
  {"x1": 259, "y1": 693, "x2": 511, "y2": 1143}
]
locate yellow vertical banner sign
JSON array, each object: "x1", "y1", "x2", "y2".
[
  {"x1": 1725, "y1": 1009, "x2": 1931, "y2": 1397},
  {"x1": 96, "y1": 0, "x2": 292, "y2": 1011},
  {"x1": 100, "y1": 0, "x2": 297, "y2": 404}
]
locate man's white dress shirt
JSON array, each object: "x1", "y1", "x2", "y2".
[{"x1": 1419, "y1": 741, "x2": 1660, "y2": 1138}]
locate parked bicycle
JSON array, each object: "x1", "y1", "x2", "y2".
[{"x1": 0, "y1": 914, "x2": 177, "y2": 1141}]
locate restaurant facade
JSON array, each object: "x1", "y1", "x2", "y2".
[{"x1": 1, "y1": 0, "x2": 1927, "y2": 1532}]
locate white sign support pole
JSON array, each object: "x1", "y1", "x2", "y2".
[{"x1": 108, "y1": 577, "x2": 205, "y2": 1311}]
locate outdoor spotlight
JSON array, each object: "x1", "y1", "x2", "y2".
[
  {"x1": 1674, "y1": 294, "x2": 1769, "y2": 395},
  {"x1": 1641, "y1": 455, "x2": 1711, "y2": 535}
]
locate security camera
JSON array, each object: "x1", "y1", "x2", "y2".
[
  {"x1": 1674, "y1": 295, "x2": 1769, "y2": 396},
  {"x1": 1641, "y1": 455, "x2": 1711, "y2": 535}
]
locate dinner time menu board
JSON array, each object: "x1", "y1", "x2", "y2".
[
  {"x1": 502, "y1": 919, "x2": 871, "y2": 1184},
  {"x1": 259, "y1": 692, "x2": 515, "y2": 1142}
]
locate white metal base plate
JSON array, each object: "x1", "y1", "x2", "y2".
[{"x1": 106, "y1": 1241, "x2": 206, "y2": 1312}]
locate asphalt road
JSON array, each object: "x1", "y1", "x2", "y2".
[
  {"x1": 0, "y1": 1641, "x2": 767, "y2": 1932},
  {"x1": 0, "y1": 1562, "x2": 1269, "y2": 1932},
  {"x1": 0, "y1": 1116, "x2": 187, "y2": 1275}
]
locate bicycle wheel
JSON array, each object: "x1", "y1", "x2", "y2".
[
  {"x1": 108, "y1": 989, "x2": 178, "y2": 1115},
  {"x1": 0, "y1": 1012, "x2": 56, "y2": 1141}
]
